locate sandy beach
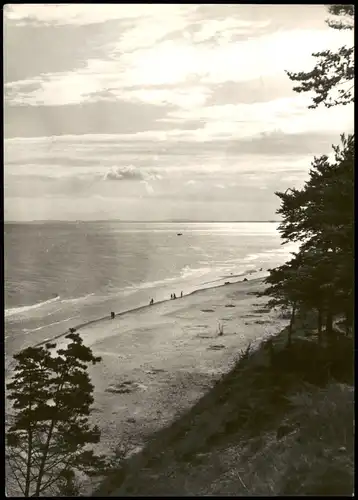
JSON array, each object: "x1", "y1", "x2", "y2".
[{"x1": 41, "y1": 276, "x2": 287, "y2": 459}]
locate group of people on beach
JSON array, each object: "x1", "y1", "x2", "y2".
[
  {"x1": 83, "y1": 268, "x2": 265, "y2": 330},
  {"x1": 148, "y1": 291, "x2": 183, "y2": 305},
  {"x1": 111, "y1": 268, "x2": 262, "y2": 317},
  {"x1": 109, "y1": 292, "x2": 185, "y2": 314}
]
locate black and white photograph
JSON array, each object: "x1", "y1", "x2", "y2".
[{"x1": 4, "y1": 4, "x2": 354, "y2": 496}]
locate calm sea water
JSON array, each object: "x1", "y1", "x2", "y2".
[{"x1": 4, "y1": 222, "x2": 296, "y2": 361}]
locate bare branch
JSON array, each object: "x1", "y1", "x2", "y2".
[
  {"x1": 6, "y1": 454, "x2": 27, "y2": 495},
  {"x1": 36, "y1": 458, "x2": 74, "y2": 495}
]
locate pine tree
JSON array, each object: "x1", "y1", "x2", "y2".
[
  {"x1": 263, "y1": 134, "x2": 354, "y2": 342},
  {"x1": 6, "y1": 333, "x2": 112, "y2": 497},
  {"x1": 286, "y1": 5, "x2": 354, "y2": 108},
  {"x1": 276, "y1": 134, "x2": 354, "y2": 252},
  {"x1": 278, "y1": 134, "x2": 353, "y2": 329}
]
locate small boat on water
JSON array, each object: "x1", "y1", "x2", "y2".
[{"x1": 177, "y1": 233, "x2": 183, "y2": 236}]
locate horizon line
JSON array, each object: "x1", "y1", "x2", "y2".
[{"x1": 4, "y1": 219, "x2": 280, "y2": 224}]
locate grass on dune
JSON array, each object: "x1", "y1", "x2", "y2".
[{"x1": 94, "y1": 320, "x2": 354, "y2": 497}]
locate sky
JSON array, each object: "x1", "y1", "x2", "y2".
[{"x1": 4, "y1": 4, "x2": 354, "y2": 222}]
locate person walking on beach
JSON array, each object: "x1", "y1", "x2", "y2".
[
  {"x1": 181, "y1": 291, "x2": 183, "y2": 298},
  {"x1": 170, "y1": 293, "x2": 173, "y2": 300},
  {"x1": 173, "y1": 293, "x2": 177, "y2": 299},
  {"x1": 111, "y1": 311, "x2": 115, "y2": 319},
  {"x1": 149, "y1": 298, "x2": 154, "y2": 305}
]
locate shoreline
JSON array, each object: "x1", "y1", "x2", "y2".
[{"x1": 32, "y1": 274, "x2": 268, "y2": 349}]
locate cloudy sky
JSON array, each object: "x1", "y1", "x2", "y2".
[{"x1": 4, "y1": 4, "x2": 354, "y2": 221}]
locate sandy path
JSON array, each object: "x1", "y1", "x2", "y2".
[{"x1": 52, "y1": 278, "x2": 287, "y2": 457}]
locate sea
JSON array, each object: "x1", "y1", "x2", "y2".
[{"x1": 4, "y1": 221, "x2": 297, "y2": 370}]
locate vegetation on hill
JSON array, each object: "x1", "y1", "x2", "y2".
[{"x1": 94, "y1": 321, "x2": 353, "y2": 496}]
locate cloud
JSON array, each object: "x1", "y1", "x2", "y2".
[
  {"x1": 5, "y1": 130, "x2": 345, "y2": 180},
  {"x1": 5, "y1": 5, "x2": 352, "y2": 112},
  {"x1": 140, "y1": 181, "x2": 154, "y2": 194},
  {"x1": 117, "y1": 86, "x2": 211, "y2": 109},
  {"x1": 4, "y1": 18, "x2": 125, "y2": 84},
  {"x1": 192, "y1": 5, "x2": 329, "y2": 31},
  {"x1": 103, "y1": 165, "x2": 161, "y2": 182},
  {"x1": 4, "y1": 3, "x2": 353, "y2": 155},
  {"x1": 4, "y1": 5, "x2": 195, "y2": 26},
  {"x1": 163, "y1": 96, "x2": 353, "y2": 140},
  {"x1": 4, "y1": 100, "x2": 176, "y2": 138},
  {"x1": 3, "y1": 5, "x2": 354, "y2": 222},
  {"x1": 206, "y1": 76, "x2": 294, "y2": 106},
  {"x1": 7, "y1": 26, "x2": 350, "y2": 107}
]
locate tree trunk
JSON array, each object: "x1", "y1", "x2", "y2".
[
  {"x1": 288, "y1": 304, "x2": 296, "y2": 347},
  {"x1": 267, "y1": 338, "x2": 274, "y2": 366},
  {"x1": 325, "y1": 310, "x2": 333, "y2": 339},
  {"x1": 25, "y1": 376, "x2": 34, "y2": 497},
  {"x1": 35, "y1": 418, "x2": 56, "y2": 496},
  {"x1": 345, "y1": 307, "x2": 352, "y2": 336},
  {"x1": 317, "y1": 308, "x2": 323, "y2": 345},
  {"x1": 345, "y1": 315, "x2": 349, "y2": 336},
  {"x1": 35, "y1": 365, "x2": 69, "y2": 496},
  {"x1": 24, "y1": 429, "x2": 33, "y2": 497}
]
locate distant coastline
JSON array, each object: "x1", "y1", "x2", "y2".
[{"x1": 4, "y1": 220, "x2": 280, "y2": 224}]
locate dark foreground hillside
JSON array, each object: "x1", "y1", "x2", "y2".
[{"x1": 94, "y1": 318, "x2": 354, "y2": 497}]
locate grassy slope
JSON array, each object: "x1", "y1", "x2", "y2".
[{"x1": 94, "y1": 317, "x2": 354, "y2": 497}]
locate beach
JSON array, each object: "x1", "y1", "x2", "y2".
[{"x1": 41, "y1": 276, "x2": 287, "y2": 460}]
